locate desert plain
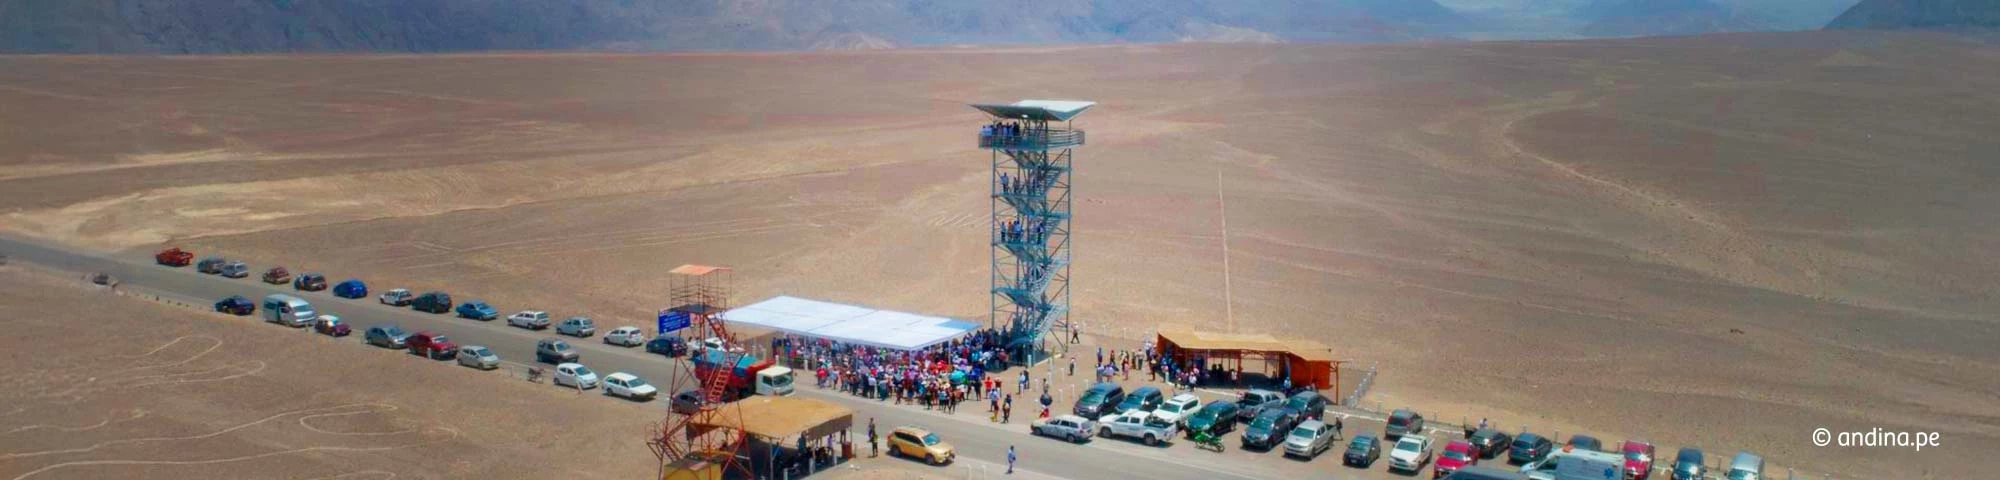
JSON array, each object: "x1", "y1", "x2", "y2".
[{"x1": 1, "y1": 30, "x2": 1998, "y2": 478}]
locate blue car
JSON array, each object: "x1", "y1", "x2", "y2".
[
  {"x1": 455, "y1": 300, "x2": 498, "y2": 320},
  {"x1": 332, "y1": 279, "x2": 368, "y2": 299},
  {"x1": 213, "y1": 295, "x2": 255, "y2": 316}
]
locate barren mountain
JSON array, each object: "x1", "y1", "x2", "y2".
[{"x1": 1825, "y1": 0, "x2": 2000, "y2": 29}]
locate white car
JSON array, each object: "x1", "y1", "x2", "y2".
[
  {"x1": 552, "y1": 363, "x2": 599, "y2": 389},
  {"x1": 603, "y1": 326, "x2": 646, "y2": 347},
  {"x1": 1153, "y1": 393, "x2": 1202, "y2": 426},
  {"x1": 1388, "y1": 434, "x2": 1434, "y2": 473},
  {"x1": 507, "y1": 310, "x2": 551, "y2": 330},
  {"x1": 603, "y1": 372, "x2": 658, "y2": 401},
  {"x1": 378, "y1": 288, "x2": 413, "y2": 306}
]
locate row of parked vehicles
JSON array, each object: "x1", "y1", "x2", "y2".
[{"x1": 1032, "y1": 380, "x2": 1768, "y2": 480}]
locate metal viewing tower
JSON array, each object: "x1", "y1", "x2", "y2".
[{"x1": 972, "y1": 100, "x2": 1094, "y2": 364}]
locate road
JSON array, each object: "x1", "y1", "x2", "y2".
[{"x1": 2, "y1": 234, "x2": 1326, "y2": 480}]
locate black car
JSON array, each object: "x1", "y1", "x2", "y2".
[
  {"x1": 1566, "y1": 434, "x2": 1603, "y2": 452},
  {"x1": 1241, "y1": 407, "x2": 1303, "y2": 449},
  {"x1": 1509, "y1": 433, "x2": 1554, "y2": 464},
  {"x1": 196, "y1": 257, "x2": 227, "y2": 274},
  {"x1": 1468, "y1": 427, "x2": 1514, "y2": 459},
  {"x1": 1344, "y1": 434, "x2": 1382, "y2": 467},
  {"x1": 411, "y1": 291, "x2": 453, "y2": 314},
  {"x1": 213, "y1": 295, "x2": 255, "y2": 315},
  {"x1": 645, "y1": 337, "x2": 689, "y2": 357}
]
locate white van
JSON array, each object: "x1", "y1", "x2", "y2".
[{"x1": 261, "y1": 294, "x2": 317, "y2": 327}]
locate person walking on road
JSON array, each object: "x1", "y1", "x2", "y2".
[
  {"x1": 1007, "y1": 445, "x2": 1017, "y2": 474},
  {"x1": 1003, "y1": 394, "x2": 1013, "y2": 423},
  {"x1": 867, "y1": 418, "x2": 879, "y2": 457}
]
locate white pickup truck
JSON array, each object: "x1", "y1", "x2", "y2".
[{"x1": 1097, "y1": 411, "x2": 1180, "y2": 446}]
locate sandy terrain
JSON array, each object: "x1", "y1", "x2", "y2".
[
  {"x1": 0, "y1": 266, "x2": 660, "y2": 479},
  {"x1": 1, "y1": 30, "x2": 1997, "y2": 478}
]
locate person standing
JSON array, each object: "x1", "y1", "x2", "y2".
[
  {"x1": 867, "y1": 418, "x2": 879, "y2": 457},
  {"x1": 1006, "y1": 445, "x2": 1017, "y2": 474},
  {"x1": 1003, "y1": 394, "x2": 1013, "y2": 423},
  {"x1": 1068, "y1": 357, "x2": 1075, "y2": 377}
]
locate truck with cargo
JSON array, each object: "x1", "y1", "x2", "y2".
[{"x1": 691, "y1": 349, "x2": 795, "y2": 400}]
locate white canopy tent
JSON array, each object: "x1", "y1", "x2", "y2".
[{"x1": 722, "y1": 296, "x2": 982, "y2": 351}]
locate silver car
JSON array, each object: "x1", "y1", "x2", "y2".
[
  {"x1": 1284, "y1": 420, "x2": 1337, "y2": 459},
  {"x1": 603, "y1": 326, "x2": 645, "y2": 347},
  {"x1": 557, "y1": 316, "x2": 596, "y2": 337},
  {"x1": 456, "y1": 345, "x2": 500, "y2": 370}
]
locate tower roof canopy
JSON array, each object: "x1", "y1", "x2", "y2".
[{"x1": 971, "y1": 100, "x2": 1096, "y2": 122}]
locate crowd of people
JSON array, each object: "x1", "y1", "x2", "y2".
[
  {"x1": 1093, "y1": 341, "x2": 1302, "y2": 395},
  {"x1": 779, "y1": 328, "x2": 1050, "y2": 423}
]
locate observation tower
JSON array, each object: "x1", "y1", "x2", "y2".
[{"x1": 970, "y1": 99, "x2": 1093, "y2": 365}]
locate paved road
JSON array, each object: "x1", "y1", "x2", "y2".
[{"x1": 1, "y1": 235, "x2": 1305, "y2": 480}]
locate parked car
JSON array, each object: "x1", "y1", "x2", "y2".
[
  {"x1": 407, "y1": 332, "x2": 457, "y2": 360},
  {"x1": 1389, "y1": 434, "x2": 1435, "y2": 473},
  {"x1": 1112, "y1": 386, "x2": 1164, "y2": 414},
  {"x1": 887, "y1": 426, "x2": 955, "y2": 465},
  {"x1": 1284, "y1": 391, "x2": 1329, "y2": 421},
  {"x1": 155, "y1": 247, "x2": 194, "y2": 267},
  {"x1": 1242, "y1": 407, "x2": 1303, "y2": 450},
  {"x1": 214, "y1": 295, "x2": 256, "y2": 315},
  {"x1": 332, "y1": 279, "x2": 368, "y2": 299},
  {"x1": 1468, "y1": 427, "x2": 1514, "y2": 459},
  {"x1": 379, "y1": 288, "x2": 414, "y2": 306},
  {"x1": 1621, "y1": 440, "x2": 1657, "y2": 480},
  {"x1": 457, "y1": 345, "x2": 499, "y2": 370},
  {"x1": 604, "y1": 326, "x2": 646, "y2": 347},
  {"x1": 1096, "y1": 410, "x2": 1178, "y2": 446},
  {"x1": 508, "y1": 310, "x2": 552, "y2": 330},
  {"x1": 1032, "y1": 414, "x2": 1097, "y2": 443},
  {"x1": 365, "y1": 325, "x2": 412, "y2": 349},
  {"x1": 261, "y1": 266, "x2": 291, "y2": 284},
  {"x1": 455, "y1": 300, "x2": 498, "y2": 320},
  {"x1": 1567, "y1": 435, "x2": 1603, "y2": 452},
  {"x1": 1345, "y1": 434, "x2": 1383, "y2": 467},
  {"x1": 645, "y1": 337, "x2": 689, "y2": 357},
  {"x1": 219, "y1": 261, "x2": 250, "y2": 278},
  {"x1": 1510, "y1": 433, "x2": 1555, "y2": 465},
  {"x1": 1073, "y1": 383, "x2": 1127, "y2": 418},
  {"x1": 259, "y1": 294, "x2": 317, "y2": 327},
  {"x1": 1441, "y1": 466, "x2": 1532, "y2": 480},
  {"x1": 603, "y1": 372, "x2": 657, "y2": 400},
  {"x1": 1726, "y1": 451, "x2": 1763, "y2": 480},
  {"x1": 313, "y1": 315, "x2": 351, "y2": 336},
  {"x1": 1153, "y1": 393, "x2": 1202, "y2": 426},
  {"x1": 1436, "y1": 440, "x2": 1481, "y2": 478},
  {"x1": 1386, "y1": 409, "x2": 1425, "y2": 439},
  {"x1": 1183, "y1": 402, "x2": 1241, "y2": 438},
  {"x1": 1670, "y1": 448, "x2": 1707, "y2": 480},
  {"x1": 1283, "y1": 419, "x2": 1338, "y2": 460},
  {"x1": 551, "y1": 362, "x2": 599, "y2": 389},
  {"x1": 293, "y1": 273, "x2": 327, "y2": 291},
  {"x1": 557, "y1": 316, "x2": 596, "y2": 337},
  {"x1": 1235, "y1": 389, "x2": 1287, "y2": 422},
  {"x1": 671, "y1": 389, "x2": 705, "y2": 414},
  {"x1": 411, "y1": 291, "x2": 452, "y2": 314},
  {"x1": 536, "y1": 338, "x2": 579, "y2": 364},
  {"x1": 196, "y1": 257, "x2": 227, "y2": 274}
]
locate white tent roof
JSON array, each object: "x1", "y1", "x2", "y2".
[
  {"x1": 970, "y1": 99, "x2": 1096, "y2": 122},
  {"x1": 722, "y1": 296, "x2": 981, "y2": 351}
]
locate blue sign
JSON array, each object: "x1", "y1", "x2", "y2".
[{"x1": 658, "y1": 310, "x2": 690, "y2": 334}]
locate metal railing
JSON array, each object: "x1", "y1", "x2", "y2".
[{"x1": 978, "y1": 129, "x2": 1085, "y2": 150}]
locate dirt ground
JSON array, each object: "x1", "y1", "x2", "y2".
[
  {"x1": 0, "y1": 266, "x2": 660, "y2": 479},
  {"x1": 1, "y1": 30, "x2": 1996, "y2": 478}
]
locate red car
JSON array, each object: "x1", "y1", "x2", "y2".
[
  {"x1": 408, "y1": 331, "x2": 458, "y2": 360},
  {"x1": 1434, "y1": 440, "x2": 1479, "y2": 478},
  {"x1": 313, "y1": 315, "x2": 351, "y2": 337},
  {"x1": 1621, "y1": 440, "x2": 1657, "y2": 480},
  {"x1": 155, "y1": 247, "x2": 193, "y2": 267}
]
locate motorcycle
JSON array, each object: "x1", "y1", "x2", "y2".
[{"x1": 1191, "y1": 429, "x2": 1224, "y2": 452}]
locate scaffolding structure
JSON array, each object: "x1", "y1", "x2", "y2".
[
  {"x1": 971, "y1": 100, "x2": 1094, "y2": 364},
  {"x1": 651, "y1": 264, "x2": 750, "y2": 480}
]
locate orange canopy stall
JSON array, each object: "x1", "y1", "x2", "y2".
[{"x1": 1156, "y1": 329, "x2": 1341, "y2": 396}]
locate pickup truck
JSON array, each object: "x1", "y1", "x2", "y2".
[
  {"x1": 1096, "y1": 411, "x2": 1179, "y2": 446},
  {"x1": 155, "y1": 247, "x2": 194, "y2": 267},
  {"x1": 1031, "y1": 414, "x2": 1097, "y2": 443}
]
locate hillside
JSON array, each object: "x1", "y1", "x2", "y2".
[
  {"x1": 1573, "y1": 0, "x2": 1777, "y2": 37},
  {"x1": 0, "y1": 0, "x2": 1464, "y2": 54},
  {"x1": 1825, "y1": 0, "x2": 2000, "y2": 29}
]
